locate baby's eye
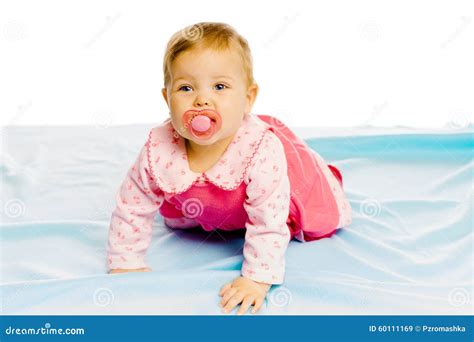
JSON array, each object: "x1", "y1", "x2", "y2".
[
  {"x1": 178, "y1": 85, "x2": 192, "y2": 92},
  {"x1": 214, "y1": 83, "x2": 227, "y2": 91}
]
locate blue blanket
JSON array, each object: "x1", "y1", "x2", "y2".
[{"x1": 1, "y1": 124, "x2": 472, "y2": 314}]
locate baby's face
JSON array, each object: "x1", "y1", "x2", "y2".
[{"x1": 162, "y1": 47, "x2": 258, "y2": 146}]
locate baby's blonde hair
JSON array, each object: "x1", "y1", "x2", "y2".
[{"x1": 163, "y1": 22, "x2": 255, "y2": 88}]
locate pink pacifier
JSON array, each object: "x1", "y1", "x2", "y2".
[
  {"x1": 191, "y1": 115, "x2": 211, "y2": 133},
  {"x1": 183, "y1": 109, "x2": 222, "y2": 140}
]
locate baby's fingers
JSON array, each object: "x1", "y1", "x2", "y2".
[
  {"x1": 109, "y1": 268, "x2": 150, "y2": 274},
  {"x1": 237, "y1": 296, "x2": 255, "y2": 315},
  {"x1": 223, "y1": 292, "x2": 245, "y2": 314},
  {"x1": 219, "y1": 283, "x2": 232, "y2": 297},
  {"x1": 220, "y1": 287, "x2": 237, "y2": 307},
  {"x1": 252, "y1": 297, "x2": 265, "y2": 314}
]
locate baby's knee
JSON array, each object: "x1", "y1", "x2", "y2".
[{"x1": 163, "y1": 216, "x2": 200, "y2": 229}]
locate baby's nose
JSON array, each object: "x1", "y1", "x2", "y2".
[
  {"x1": 194, "y1": 94, "x2": 211, "y2": 107},
  {"x1": 196, "y1": 99, "x2": 209, "y2": 106}
]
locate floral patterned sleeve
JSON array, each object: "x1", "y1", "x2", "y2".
[
  {"x1": 106, "y1": 143, "x2": 164, "y2": 270},
  {"x1": 241, "y1": 131, "x2": 292, "y2": 284}
]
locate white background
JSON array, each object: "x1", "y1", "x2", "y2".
[{"x1": 1, "y1": 0, "x2": 473, "y2": 128}]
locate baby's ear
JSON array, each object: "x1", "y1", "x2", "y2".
[
  {"x1": 161, "y1": 87, "x2": 168, "y2": 104},
  {"x1": 245, "y1": 83, "x2": 259, "y2": 113}
]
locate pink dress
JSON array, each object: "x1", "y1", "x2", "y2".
[{"x1": 106, "y1": 114, "x2": 352, "y2": 284}]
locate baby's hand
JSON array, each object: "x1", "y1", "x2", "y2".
[
  {"x1": 108, "y1": 267, "x2": 151, "y2": 274},
  {"x1": 219, "y1": 276, "x2": 271, "y2": 315}
]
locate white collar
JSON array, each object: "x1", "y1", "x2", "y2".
[{"x1": 146, "y1": 114, "x2": 270, "y2": 194}]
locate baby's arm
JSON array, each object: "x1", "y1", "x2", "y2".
[
  {"x1": 241, "y1": 132, "x2": 291, "y2": 285},
  {"x1": 219, "y1": 132, "x2": 291, "y2": 314},
  {"x1": 107, "y1": 144, "x2": 164, "y2": 273}
]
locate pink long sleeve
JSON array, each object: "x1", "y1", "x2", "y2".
[
  {"x1": 106, "y1": 144, "x2": 164, "y2": 270},
  {"x1": 241, "y1": 132, "x2": 292, "y2": 284}
]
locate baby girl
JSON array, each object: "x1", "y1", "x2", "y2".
[{"x1": 107, "y1": 22, "x2": 352, "y2": 315}]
